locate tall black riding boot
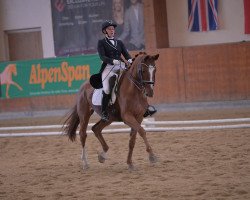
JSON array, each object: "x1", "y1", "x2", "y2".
[{"x1": 101, "y1": 91, "x2": 110, "y2": 121}]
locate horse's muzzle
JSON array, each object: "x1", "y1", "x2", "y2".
[
  {"x1": 144, "y1": 81, "x2": 154, "y2": 97},
  {"x1": 145, "y1": 88, "x2": 154, "y2": 97}
]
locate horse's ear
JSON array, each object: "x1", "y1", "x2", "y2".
[
  {"x1": 144, "y1": 55, "x2": 150, "y2": 62},
  {"x1": 153, "y1": 54, "x2": 159, "y2": 61}
]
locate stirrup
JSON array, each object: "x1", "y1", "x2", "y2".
[{"x1": 143, "y1": 105, "x2": 157, "y2": 118}]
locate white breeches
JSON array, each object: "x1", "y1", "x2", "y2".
[{"x1": 102, "y1": 62, "x2": 126, "y2": 94}]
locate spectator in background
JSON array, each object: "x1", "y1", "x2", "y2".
[
  {"x1": 112, "y1": 0, "x2": 124, "y2": 37},
  {"x1": 118, "y1": 0, "x2": 145, "y2": 50}
]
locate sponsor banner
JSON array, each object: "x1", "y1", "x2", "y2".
[
  {"x1": 51, "y1": 0, "x2": 112, "y2": 56},
  {"x1": 51, "y1": 0, "x2": 145, "y2": 56},
  {"x1": 0, "y1": 54, "x2": 101, "y2": 99}
]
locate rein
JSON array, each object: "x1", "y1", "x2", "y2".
[{"x1": 127, "y1": 72, "x2": 145, "y2": 92}]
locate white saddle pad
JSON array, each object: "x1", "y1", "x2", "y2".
[
  {"x1": 92, "y1": 89, "x2": 103, "y2": 106},
  {"x1": 92, "y1": 88, "x2": 117, "y2": 106}
]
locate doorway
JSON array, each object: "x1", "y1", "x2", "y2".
[{"x1": 5, "y1": 28, "x2": 43, "y2": 61}]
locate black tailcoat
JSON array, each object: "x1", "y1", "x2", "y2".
[{"x1": 97, "y1": 37, "x2": 131, "y2": 73}]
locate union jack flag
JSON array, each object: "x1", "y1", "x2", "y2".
[{"x1": 188, "y1": 0, "x2": 218, "y2": 32}]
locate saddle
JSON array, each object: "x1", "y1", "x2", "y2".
[
  {"x1": 92, "y1": 71, "x2": 123, "y2": 106},
  {"x1": 90, "y1": 73, "x2": 102, "y2": 89}
]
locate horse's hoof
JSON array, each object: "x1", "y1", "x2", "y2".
[
  {"x1": 98, "y1": 155, "x2": 105, "y2": 163},
  {"x1": 83, "y1": 164, "x2": 89, "y2": 170},
  {"x1": 128, "y1": 164, "x2": 136, "y2": 171},
  {"x1": 149, "y1": 154, "x2": 158, "y2": 163},
  {"x1": 98, "y1": 152, "x2": 107, "y2": 163}
]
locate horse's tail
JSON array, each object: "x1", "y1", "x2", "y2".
[{"x1": 63, "y1": 104, "x2": 79, "y2": 142}]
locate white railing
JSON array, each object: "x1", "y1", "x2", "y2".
[{"x1": 1, "y1": 117, "x2": 250, "y2": 137}]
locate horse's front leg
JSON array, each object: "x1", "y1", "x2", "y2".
[
  {"x1": 137, "y1": 125, "x2": 157, "y2": 164},
  {"x1": 12, "y1": 81, "x2": 23, "y2": 91},
  {"x1": 92, "y1": 120, "x2": 112, "y2": 163},
  {"x1": 127, "y1": 128, "x2": 137, "y2": 170},
  {"x1": 124, "y1": 116, "x2": 157, "y2": 166}
]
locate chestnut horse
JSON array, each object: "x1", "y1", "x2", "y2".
[{"x1": 63, "y1": 52, "x2": 159, "y2": 170}]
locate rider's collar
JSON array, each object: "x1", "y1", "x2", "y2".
[{"x1": 106, "y1": 35, "x2": 115, "y2": 40}]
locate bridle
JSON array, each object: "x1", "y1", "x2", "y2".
[
  {"x1": 139, "y1": 63, "x2": 156, "y2": 86},
  {"x1": 127, "y1": 56, "x2": 156, "y2": 94}
]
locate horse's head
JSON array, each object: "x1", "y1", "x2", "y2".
[
  {"x1": 8, "y1": 64, "x2": 17, "y2": 76},
  {"x1": 131, "y1": 52, "x2": 159, "y2": 97}
]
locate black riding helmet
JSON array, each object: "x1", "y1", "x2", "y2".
[{"x1": 102, "y1": 20, "x2": 117, "y2": 33}]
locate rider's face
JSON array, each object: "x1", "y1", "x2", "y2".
[{"x1": 105, "y1": 26, "x2": 115, "y2": 38}]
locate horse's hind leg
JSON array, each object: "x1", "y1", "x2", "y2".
[
  {"x1": 127, "y1": 128, "x2": 137, "y2": 170},
  {"x1": 92, "y1": 120, "x2": 112, "y2": 163},
  {"x1": 79, "y1": 109, "x2": 93, "y2": 170},
  {"x1": 77, "y1": 90, "x2": 94, "y2": 169}
]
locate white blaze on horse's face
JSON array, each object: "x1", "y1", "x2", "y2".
[
  {"x1": 143, "y1": 63, "x2": 156, "y2": 97},
  {"x1": 149, "y1": 64, "x2": 155, "y2": 91}
]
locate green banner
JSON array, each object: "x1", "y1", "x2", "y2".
[{"x1": 0, "y1": 54, "x2": 101, "y2": 99}]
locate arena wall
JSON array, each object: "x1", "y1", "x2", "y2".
[
  {"x1": 1, "y1": 0, "x2": 250, "y2": 112},
  {"x1": 1, "y1": 42, "x2": 249, "y2": 112},
  {"x1": 148, "y1": 42, "x2": 250, "y2": 105}
]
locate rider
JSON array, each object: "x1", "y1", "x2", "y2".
[{"x1": 98, "y1": 20, "x2": 156, "y2": 121}]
